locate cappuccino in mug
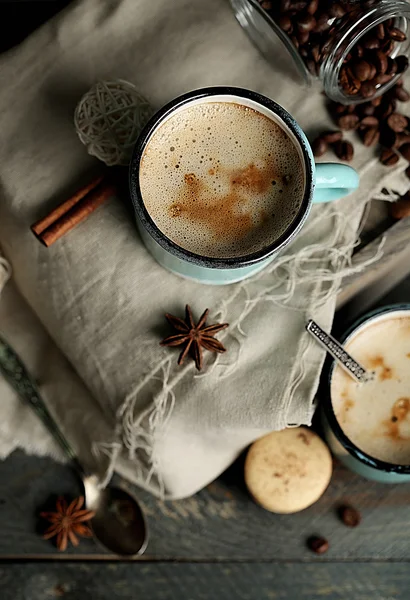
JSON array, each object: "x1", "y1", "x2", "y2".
[
  {"x1": 139, "y1": 101, "x2": 305, "y2": 259},
  {"x1": 331, "y1": 313, "x2": 410, "y2": 465}
]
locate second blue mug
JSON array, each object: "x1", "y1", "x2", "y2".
[{"x1": 129, "y1": 87, "x2": 360, "y2": 285}]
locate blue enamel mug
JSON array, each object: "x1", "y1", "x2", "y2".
[
  {"x1": 322, "y1": 304, "x2": 410, "y2": 483},
  {"x1": 129, "y1": 87, "x2": 359, "y2": 285}
]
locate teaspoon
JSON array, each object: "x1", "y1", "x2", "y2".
[
  {"x1": 0, "y1": 334, "x2": 148, "y2": 556},
  {"x1": 306, "y1": 319, "x2": 369, "y2": 383}
]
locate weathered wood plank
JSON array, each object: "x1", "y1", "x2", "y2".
[
  {"x1": 0, "y1": 562, "x2": 409, "y2": 600},
  {"x1": 1, "y1": 450, "x2": 410, "y2": 560}
]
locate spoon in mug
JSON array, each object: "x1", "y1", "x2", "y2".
[
  {"x1": 0, "y1": 334, "x2": 148, "y2": 556},
  {"x1": 306, "y1": 319, "x2": 370, "y2": 383}
]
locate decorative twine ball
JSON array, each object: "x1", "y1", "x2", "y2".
[{"x1": 74, "y1": 80, "x2": 153, "y2": 166}]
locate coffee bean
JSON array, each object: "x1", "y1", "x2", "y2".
[
  {"x1": 306, "y1": 0, "x2": 318, "y2": 15},
  {"x1": 314, "y1": 13, "x2": 331, "y2": 33},
  {"x1": 362, "y1": 126, "x2": 380, "y2": 147},
  {"x1": 373, "y1": 49, "x2": 388, "y2": 74},
  {"x1": 400, "y1": 143, "x2": 410, "y2": 162},
  {"x1": 387, "y1": 113, "x2": 408, "y2": 132},
  {"x1": 383, "y1": 39, "x2": 395, "y2": 56},
  {"x1": 396, "y1": 77, "x2": 404, "y2": 86},
  {"x1": 386, "y1": 56, "x2": 398, "y2": 76},
  {"x1": 371, "y1": 95, "x2": 383, "y2": 106},
  {"x1": 334, "y1": 140, "x2": 354, "y2": 161},
  {"x1": 329, "y1": 3, "x2": 345, "y2": 18},
  {"x1": 376, "y1": 22, "x2": 385, "y2": 40},
  {"x1": 337, "y1": 114, "x2": 359, "y2": 130},
  {"x1": 394, "y1": 86, "x2": 410, "y2": 102},
  {"x1": 290, "y1": 35, "x2": 300, "y2": 49},
  {"x1": 311, "y1": 44, "x2": 320, "y2": 62},
  {"x1": 395, "y1": 55, "x2": 409, "y2": 73},
  {"x1": 280, "y1": 0, "x2": 291, "y2": 10},
  {"x1": 277, "y1": 13, "x2": 293, "y2": 32},
  {"x1": 333, "y1": 103, "x2": 348, "y2": 115},
  {"x1": 359, "y1": 116, "x2": 379, "y2": 127},
  {"x1": 360, "y1": 103, "x2": 375, "y2": 116},
  {"x1": 339, "y1": 505, "x2": 361, "y2": 527},
  {"x1": 291, "y1": 0, "x2": 308, "y2": 9},
  {"x1": 297, "y1": 13, "x2": 316, "y2": 32},
  {"x1": 391, "y1": 196, "x2": 410, "y2": 219},
  {"x1": 351, "y1": 59, "x2": 372, "y2": 82},
  {"x1": 380, "y1": 147, "x2": 400, "y2": 165},
  {"x1": 389, "y1": 27, "x2": 407, "y2": 42},
  {"x1": 372, "y1": 72, "x2": 393, "y2": 85},
  {"x1": 297, "y1": 29, "x2": 310, "y2": 45},
  {"x1": 312, "y1": 136, "x2": 328, "y2": 157},
  {"x1": 378, "y1": 100, "x2": 395, "y2": 120},
  {"x1": 307, "y1": 536, "x2": 329, "y2": 554},
  {"x1": 321, "y1": 130, "x2": 343, "y2": 143},
  {"x1": 361, "y1": 82, "x2": 377, "y2": 98},
  {"x1": 362, "y1": 36, "x2": 379, "y2": 50},
  {"x1": 396, "y1": 132, "x2": 410, "y2": 147},
  {"x1": 367, "y1": 63, "x2": 377, "y2": 80}
]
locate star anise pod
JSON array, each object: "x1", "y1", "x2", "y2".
[
  {"x1": 160, "y1": 304, "x2": 229, "y2": 371},
  {"x1": 40, "y1": 496, "x2": 95, "y2": 551}
]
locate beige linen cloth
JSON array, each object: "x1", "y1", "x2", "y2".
[{"x1": 0, "y1": 0, "x2": 409, "y2": 499}]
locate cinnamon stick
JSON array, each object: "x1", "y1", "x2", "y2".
[
  {"x1": 32, "y1": 180, "x2": 116, "y2": 247},
  {"x1": 31, "y1": 175, "x2": 104, "y2": 237}
]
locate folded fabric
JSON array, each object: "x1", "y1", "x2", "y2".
[{"x1": 0, "y1": 0, "x2": 409, "y2": 499}]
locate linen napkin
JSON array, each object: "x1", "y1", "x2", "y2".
[{"x1": 0, "y1": 0, "x2": 409, "y2": 499}]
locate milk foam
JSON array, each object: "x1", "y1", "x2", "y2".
[
  {"x1": 139, "y1": 101, "x2": 305, "y2": 258},
  {"x1": 331, "y1": 314, "x2": 410, "y2": 465}
]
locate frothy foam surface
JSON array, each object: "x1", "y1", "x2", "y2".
[
  {"x1": 139, "y1": 101, "x2": 305, "y2": 258},
  {"x1": 331, "y1": 314, "x2": 410, "y2": 465}
]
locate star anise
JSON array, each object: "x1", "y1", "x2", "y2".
[
  {"x1": 160, "y1": 305, "x2": 229, "y2": 371},
  {"x1": 40, "y1": 496, "x2": 95, "y2": 551}
]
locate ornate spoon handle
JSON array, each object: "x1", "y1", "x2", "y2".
[
  {"x1": 306, "y1": 320, "x2": 368, "y2": 383},
  {"x1": 0, "y1": 334, "x2": 84, "y2": 473}
]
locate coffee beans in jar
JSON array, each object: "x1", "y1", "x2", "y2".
[{"x1": 231, "y1": 0, "x2": 410, "y2": 104}]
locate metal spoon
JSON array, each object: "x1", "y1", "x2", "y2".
[
  {"x1": 0, "y1": 334, "x2": 148, "y2": 556},
  {"x1": 306, "y1": 319, "x2": 369, "y2": 383}
]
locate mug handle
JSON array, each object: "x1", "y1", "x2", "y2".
[{"x1": 313, "y1": 163, "x2": 360, "y2": 204}]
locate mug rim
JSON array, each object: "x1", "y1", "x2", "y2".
[
  {"x1": 323, "y1": 304, "x2": 410, "y2": 475},
  {"x1": 129, "y1": 86, "x2": 314, "y2": 269}
]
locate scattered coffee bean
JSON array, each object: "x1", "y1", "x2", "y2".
[
  {"x1": 380, "y1": 147, "x2": 400, "y2": 166},
  {"x1": 395, "y1": 55, "x2": 409, "y2": 73},
  {"x1": 391, "y1": 194, "x2": 410, "y2": 219},
  {"x1": 359, "y1": 116, "x2": 379, "y2": 127},
  {"x1": 339, "y1": 505, "x2": 361, "y2": 527},
  {"x1": 387, "y1": 113, "x2": 408, "y2": 132},
  {"x1": 312, "y1": 136, "x2": 328, "y2": 157},
  {"x1": 394, "y1": 86, "x2": 410, "y2": 102},
  {"x1": 337, "y1": 114, "x2": 359, "y2": 130},
  {"x1": 371, "y1": 95, "x2": 383, "y2": 106},
  {"x1": 334, "y1": 140, "x2": 354, "y2": 161},
  {"x1": 389, "y1": 27, "x2": 407, "y2": 42},
  {"x1": 307, "y1": 536, "x2": 329, "y2": 554},
  {"x1": 362, "y1": 126, "x2": 380, "y2": 147},
  {"x1": 321, "y1": 130, "x2": 343, "y2": 143},
  {"x1": 400, "y1": 143, "x2": 410, "y2": 162},
  {"x1": 360, "y1": 103, "x2": 376, "y2": 116}
]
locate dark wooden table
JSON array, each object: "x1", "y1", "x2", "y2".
[{"x1": 1, "y1": 446, "x2": 409, "y2": 599}]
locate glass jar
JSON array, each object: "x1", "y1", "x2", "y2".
[{"x1": 231, "y1": 0, "x2": 410, "y2": 104}]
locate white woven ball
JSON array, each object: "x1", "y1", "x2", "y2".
[{"x1": 74, "y1": 80, "x2": 153, "y2": 166}]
